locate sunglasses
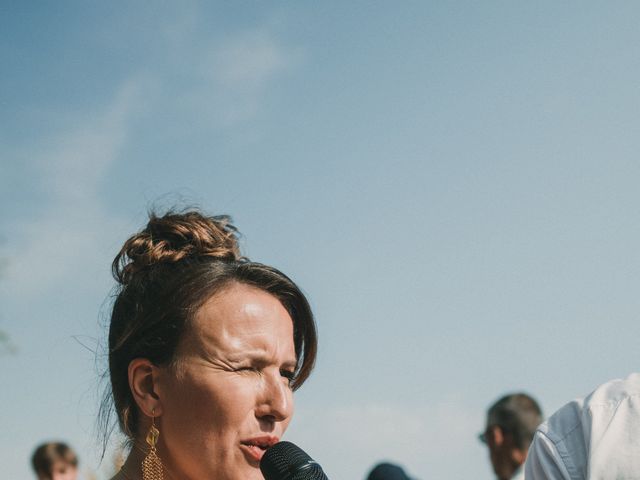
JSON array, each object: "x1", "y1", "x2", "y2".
[{"x1": 478, "y1": 425, "x2": 504, "y2": 444}]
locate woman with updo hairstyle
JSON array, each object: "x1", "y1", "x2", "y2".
[{"x1": 103, "y1": 210, "x2": 317, "y2": 480}]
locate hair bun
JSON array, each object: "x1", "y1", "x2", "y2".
[{"x1": 113, "y1": 210, "x2": 242, "y2": 285}]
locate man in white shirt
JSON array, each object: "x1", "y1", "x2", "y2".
[
  {"x1": 525, "y1": 373, "x2": 640, "y2": 479},
  {"x1": 479, "y1": 393, "x2": 544, "y2": 480}
]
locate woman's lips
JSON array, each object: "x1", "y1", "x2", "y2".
[
  {"x1": 240, "y1": 435, "x2": 280, "y2": 464},
  {"x1": 240, "y1": 443, "x2": 267, "y2": 463}
]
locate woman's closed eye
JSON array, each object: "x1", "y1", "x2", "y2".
[
  {"x1": 237, "y1": 366, "x2": 261, "y2": 374},
  {"x1": 235, "y1": 365, "x2": 295, "y2": 385},
  {"x1": 280, "y1": 369, "x2": 295, "y2": 385}
]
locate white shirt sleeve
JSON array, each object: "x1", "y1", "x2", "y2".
[{"x1": 525, "y1": 431, "x2": 574, "y2": 480}]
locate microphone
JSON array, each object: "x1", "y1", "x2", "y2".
[{"x1": 260, "y1": 441, "x2": 329, "y2": 480}]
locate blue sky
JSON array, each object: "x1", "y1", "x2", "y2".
[{"x1": 2, "y1": 2, "x2": 640, "y2": 479}]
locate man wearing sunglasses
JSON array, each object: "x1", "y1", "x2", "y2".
[{"x1": 480, "y1": 393, "x2": 543, "y2": 480}]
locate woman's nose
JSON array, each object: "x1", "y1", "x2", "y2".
[{"x1": 256, "y1": 371, "x2": 294, "y2": 423}]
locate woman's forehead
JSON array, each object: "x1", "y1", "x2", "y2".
[
  {"x1": 197, "y1": 283, "x2": 289, "y2": 325},
  {"x1": 187, "y1": 283, "x2": 295, "y2": 352}
]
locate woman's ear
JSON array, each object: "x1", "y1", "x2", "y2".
[{"x1": 128, "y1": 358, "x2": 163, "y2": 417}]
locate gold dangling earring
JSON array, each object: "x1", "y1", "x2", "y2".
[{"x1": 142, "y1": 409, "x2": 164, "y2": 480}]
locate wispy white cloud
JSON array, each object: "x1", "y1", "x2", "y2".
[
  {"x1": 37, "y1": 78, "x2": 146, "y2": 205},
  {"x1": 180, "y1": 28, "x2": 301, "y2": 126},
  {"x1": 211, "y1": 30, "x2": 292, "y2": 89},
  {"x1": 287, "y1": 399, "x2": 484, "y2": 479},
  {"x1": 2, "y1": 76, "x2": 151, "y2": 299}
]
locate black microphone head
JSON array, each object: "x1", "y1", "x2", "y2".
[{"x1": 260, "y1": 441, "x2": 328, "y2": 480}]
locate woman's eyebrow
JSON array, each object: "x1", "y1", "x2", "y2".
[
  {"x1": 231, "y1": 351, "x2": 297, "y2": 368},
  {"x1": 281, "y1": 359, "x2": 297, "y2": 370}
]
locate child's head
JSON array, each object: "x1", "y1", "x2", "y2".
[{"x1": 31, "y1": 442, "x2": 78, "y2": 480}]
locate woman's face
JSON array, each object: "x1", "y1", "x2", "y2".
[
  {"x1": 38, "y1": 462, "x2": 77, "y2": 480},
  {"x1": 155, "y1": 283, "x2": 297, "y2": 480}
]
